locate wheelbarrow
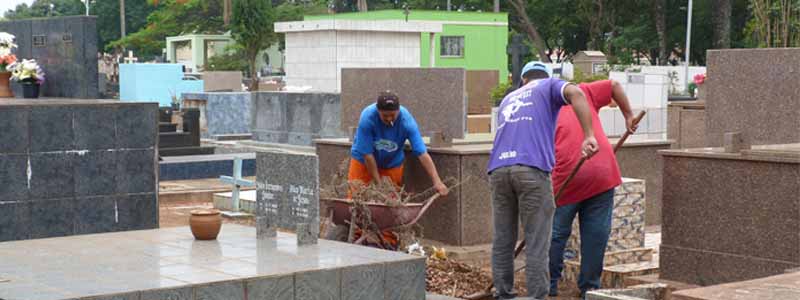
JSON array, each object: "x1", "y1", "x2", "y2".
[{"x1": 321, "y1": 192, "x2": 441, "y2": 231}]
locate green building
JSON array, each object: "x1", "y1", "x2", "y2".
[{"x1": 305, "y1": 10, "x2": 509, "y2": 82}]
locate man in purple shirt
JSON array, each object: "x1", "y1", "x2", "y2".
[{"x1": 488, "y1": 62, "x2": 598, "y2": 299}]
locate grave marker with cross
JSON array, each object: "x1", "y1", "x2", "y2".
[
  {"x1": 219, "y1": 157, "x2": 255, "y2": 217},
  {"x1": 507, "y1": 34, "x2": 530, "y2": 89},
  {"x1": 123, "y1": 50, "x2": 138, "y2": 64}
]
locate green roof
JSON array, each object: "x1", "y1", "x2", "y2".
[{"x1": 305, "y1": 9, "x2": 507, "y2": 23}]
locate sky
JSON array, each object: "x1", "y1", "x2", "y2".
[{"x1": 1, "y1": 0, "x2": 36, "y2": 15}]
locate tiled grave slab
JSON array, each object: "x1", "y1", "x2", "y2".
[
  {"x1": 0, "y1": 99, "x2": 158, "y2": 242},
  {"x1": 0, "y1": 224, "x2": 425, "y2": 300},
  {"x1": 671, "y1": 271, "x2": 800, "y2": 300},
  {"x1": 340, "y1": 68, "x2": 467, "y2": 139}
]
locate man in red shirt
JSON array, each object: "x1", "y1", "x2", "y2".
[{"x1": 548, "y1": 79, "x2": 636, "y2": 299}]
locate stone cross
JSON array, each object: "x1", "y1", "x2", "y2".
[
  {"x1": 507, "y1": 34, "x2": 529, "y2": 88},
  {"x1": 123, "y1": 50, "x2": 138, "y2": 64},
  {"x1": 219, "y1": 157, "x2": 255, "y2": 213}
]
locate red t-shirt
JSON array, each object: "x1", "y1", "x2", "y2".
[{"x1": 551, "y1": 80, "x2": 622, "y2": 207}]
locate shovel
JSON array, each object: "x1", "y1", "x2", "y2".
[{"x1": 465, "y1": 110, "x2": 646, "y2": 300}]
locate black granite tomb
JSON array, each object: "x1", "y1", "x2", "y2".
[
  {"x1": 0, "y1": 99, "x2": 158, "y2": 242},
  {"x1": 0, "y1": 16, "x2": 98, "y2": 99}
]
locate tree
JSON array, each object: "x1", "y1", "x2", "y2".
[
  {"x1": 748, "y1": 0, "x2": 800, "y2": 47},
  {"x1": 654, "y1": 0, "x2": 668, "y2": 64},
  {"x1": 508, "y1": 0, "x2": 551, "y2": 62},
  {"x1": 712, "y1": 0, "x2": 732, "y2": 48},
  {"x1": 4, "y1": 0, "x2": 84, "y2": 19},
  {"x1": 231, "y1": 0, "x2": 277, "y2": 91},
  {"x1": 108, "y1": 0, "x2": 225, "y2": 58}
]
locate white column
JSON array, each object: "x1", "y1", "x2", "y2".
[{"x1": 429, "y1": 33, "x2": 435, "y2": 68}]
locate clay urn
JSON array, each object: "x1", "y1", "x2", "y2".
[{"x1": 190, "y1": 209, "x2": 222, "y2": 240}]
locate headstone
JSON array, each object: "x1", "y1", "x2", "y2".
[
  {"x1": 250, "y1": 92, "x2": 343, "y2": 146},
  {"x1": 0, "y1": 16, "x2": 98, "y2": 98},
  {"x1": 466, "y1": 70, "x2": 499, "y2": 114},
  {"x1": 507, "y1": 34, "x2": 529, "y2": 89},
  {"x1": 256, "y1": 150, "x2": 319, "y2": 245},
  {"x1": 705, "y1": 48, "x2": 800, "y2": 147},
  {"x1": 340, "y1": 68, "x2": 467, "y2": 140}
]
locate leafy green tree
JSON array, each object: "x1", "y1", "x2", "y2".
[
  {"x1": 92, "y1": 0, "x2": 155, "y2": 55},
  {"x1": 4, "y1": 0, "x2": 84, "y2": 19},
  {"x1": 107, "y1": 0, "x2": 225, "y2": 59},
  {"x1": 231, "y1": 0, "x2": 277, "y2": 91}
]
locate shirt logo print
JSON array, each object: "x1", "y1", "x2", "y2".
[{"x1": 374, "y1": 139, "x2": 398, "y2": 152}]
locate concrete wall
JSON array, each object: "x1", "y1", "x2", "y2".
[
  {"x1": 283, "y1": 30, "x2": 421, "y2": 92},
  {"x1": 251, "y1": 92, "x2": 344, "y2": 146},
  {"x1": 0, "y1": 100, "x2": 159, "y2": 242}
]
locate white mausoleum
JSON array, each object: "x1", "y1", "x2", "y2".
[{"x1": 275, "y1": 20, "x2": 442, "y2": 92}]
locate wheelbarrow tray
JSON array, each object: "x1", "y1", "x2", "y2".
[{"x1": 321, "y1": 198, "x2": 425, "y2": 230}]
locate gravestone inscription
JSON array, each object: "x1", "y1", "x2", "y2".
[{"x1": 256, "y1": 150, "x2": 319, "y2": 245}]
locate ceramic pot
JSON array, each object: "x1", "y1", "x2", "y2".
[
  {"x1": 0, "y1": 72, "x2": 13, "y2": 98},
  {"x1": 22, "y1": 82, "x2": 40, "y2": 99},
  {"x1": 190, "y1": 209, "x2": 222, "y2": 240}
]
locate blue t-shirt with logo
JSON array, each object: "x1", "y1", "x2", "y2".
[
  {"x1": 351, "y1": 104, "x2": 427, "y2": 169},
  {"x1": 487, "y1": 78, "x2": 570, "y2": 174}
]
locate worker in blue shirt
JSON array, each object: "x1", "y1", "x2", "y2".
[{"x1": 348, "y1": 91, "x2": 449, "y2": 197}]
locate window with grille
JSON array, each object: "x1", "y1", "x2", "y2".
[{"x1": 440, "y1": 36, "x2": 464, "y2": 57}]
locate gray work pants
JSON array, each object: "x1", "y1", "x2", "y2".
[{"x1": 490, "y1": 165, "x2": 555, "y2": 300}]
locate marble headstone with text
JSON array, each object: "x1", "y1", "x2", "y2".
[{"x1": 255, "y1": 150, "x2": 319, "y2": 245}]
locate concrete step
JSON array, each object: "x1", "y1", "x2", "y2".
[{"x1": 159, "y1": 146, "x2": 216, "y2": 157}]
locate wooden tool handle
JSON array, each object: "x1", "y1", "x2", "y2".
[{"x1": 613, "y1": 110, "x2": 647, "y2": 153}]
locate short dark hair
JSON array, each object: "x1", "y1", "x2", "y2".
[
  {"x1": 523, "y1": 69, "x2": 549, "y2": 81},
  {"x1": 376, "y1": 91, "x2": 400, "y2": 111}
]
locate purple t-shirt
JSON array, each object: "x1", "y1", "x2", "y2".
[{"x1": 487, "y1": 78, "x2": 569, "y2": 174}]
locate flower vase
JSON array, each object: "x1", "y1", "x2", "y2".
[
  {"x1": 0, "y1": 72, "x2": 13, "y2": 98},
  {"x1": 695, "y1": 86, "x2": 704, "y2": 101},
  {"x1": 22, "y1": 82, "x2": 40, "y2": 99}
]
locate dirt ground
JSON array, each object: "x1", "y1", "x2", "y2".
[{"x1": 159, "y1": 198, "x2": 583, "y2": 299}]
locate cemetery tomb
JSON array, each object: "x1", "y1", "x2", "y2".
[
  {"x1": 181, "y1": 92, "x2": 252, "y2": 139},
  {"x1": 0, "y1": 99, "x2": 158, "y2": 242},
  {"x1": 316, "y1": 136, "x2": 670, "y2": 246},
  {"x1": 251, "y1": 92, "x2": 344, "y2": 146},
  {"x1": 0, "y1": 16, "x2": 98, "y2": 99},
  {"x1": 158, "y1": 107, "x2": 215, "y2": 156},
  {"x1": 0, "y1": 225, "x2": 426, "y2": 300},
  {"x1": 659, "y1": 143, "x2": 800, "y2": 286}
]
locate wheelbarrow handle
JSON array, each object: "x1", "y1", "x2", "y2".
[{"x1": 399, "y1": 193, "x2": 440, "y2": 229}]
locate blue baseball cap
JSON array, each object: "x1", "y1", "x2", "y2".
[{"x1": 520, "y1": 61, "x2": 553, "y2": 78}]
